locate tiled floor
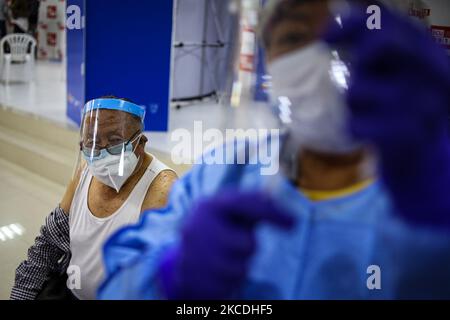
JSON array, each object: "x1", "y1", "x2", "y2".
[
  {"x1": 0, "y1": 158, "x2": 64, "y2": 299},
  {"x1": 0, "y1": 61, "x2": 71, "y2": 127}
]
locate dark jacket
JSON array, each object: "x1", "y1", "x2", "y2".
[{"x1": 11, "y1": 0, "x2": 31, "y2": 19}]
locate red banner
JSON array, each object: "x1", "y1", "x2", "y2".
[{"x1": 431, "y1": 25, "x2": 450, "y2": 50}]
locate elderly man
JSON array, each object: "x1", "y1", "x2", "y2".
[
  {"x1": 99, "y1": 0, "x2": 450, "y2": 299},
  {"x1": 11, "y1": 97, "x2": 178, "y2": 300}
]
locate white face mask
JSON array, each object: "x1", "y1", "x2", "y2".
[
  {"x1": 268, "y1": 41, "x2": 361, "y2": 154},
  {"x1": 85, "y1": 136, "x2": 142, "y2": 192}
]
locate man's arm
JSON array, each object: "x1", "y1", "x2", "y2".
[{"x1": 10, "y1": 206, "x2": 70, "y2": 300}]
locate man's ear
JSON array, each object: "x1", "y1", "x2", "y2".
[
  {"x1": 140, "y1": 134, "x2": 148, "y2": 145},
  {"x1": 135, "y1": 134, "x2": 147, "y2": 156}
]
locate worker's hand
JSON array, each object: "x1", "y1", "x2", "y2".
[
  {"x1": 324, "y1": 3, "x2": 450, "y2": 152},
  {"x1": 324, "y1": 4, "x2": 450, "y2": 228},
  {"x1": 158, "y1": 191, "x2": 294, "y2": 300}
]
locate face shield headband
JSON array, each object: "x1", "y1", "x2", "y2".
[{"x1": 83, "y1": 98, "x2": 147, "y2": 129}]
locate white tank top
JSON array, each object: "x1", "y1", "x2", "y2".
[{"x1": 68, "y1": 154, "x2": 172, "y2": 300}]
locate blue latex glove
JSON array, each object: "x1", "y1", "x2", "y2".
[
  {"x1": 324, "y1": 3, "x2": 450, "y2": 229},
  {"x1": 157, "y1": 191, "x2": 294, "y2": 300}
]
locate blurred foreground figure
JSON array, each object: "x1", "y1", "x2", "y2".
[{"x1": 99, "y1": 0, "x2": 450, "y2": 300}]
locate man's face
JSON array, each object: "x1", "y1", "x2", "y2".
[
  {"x1": 265, "y1": 0, "x2": 331, "y2": 63},
  {"x1": 82, "y1": 109, "x2": 141, "y2": 151}
]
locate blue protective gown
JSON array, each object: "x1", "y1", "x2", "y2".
[{"x1": 98, "y1": 138, "x2": 450, "y2": 299}]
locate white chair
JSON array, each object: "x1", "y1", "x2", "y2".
[{"x1": 0, "y1": 34, "x2": 37, "y2": 85}]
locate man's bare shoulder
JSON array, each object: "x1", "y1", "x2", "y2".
[{"x1": 142, "y1": 169, "x2": 178, "y2": 211}]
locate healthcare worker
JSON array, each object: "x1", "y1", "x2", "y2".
[
  {"x1": 11, "y1": 97, "x2": 177, "y2": 300},
  {"x1": 99, "y1": 0, "x2": 450, "y2": 300}
]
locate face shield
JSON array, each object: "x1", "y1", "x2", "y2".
[
  {"x1": 75, "y1": 98, "x2": 146, "y2": 193},
  {"x1": 223, "y1": 0, "x2": 362, "y2": 181}
]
